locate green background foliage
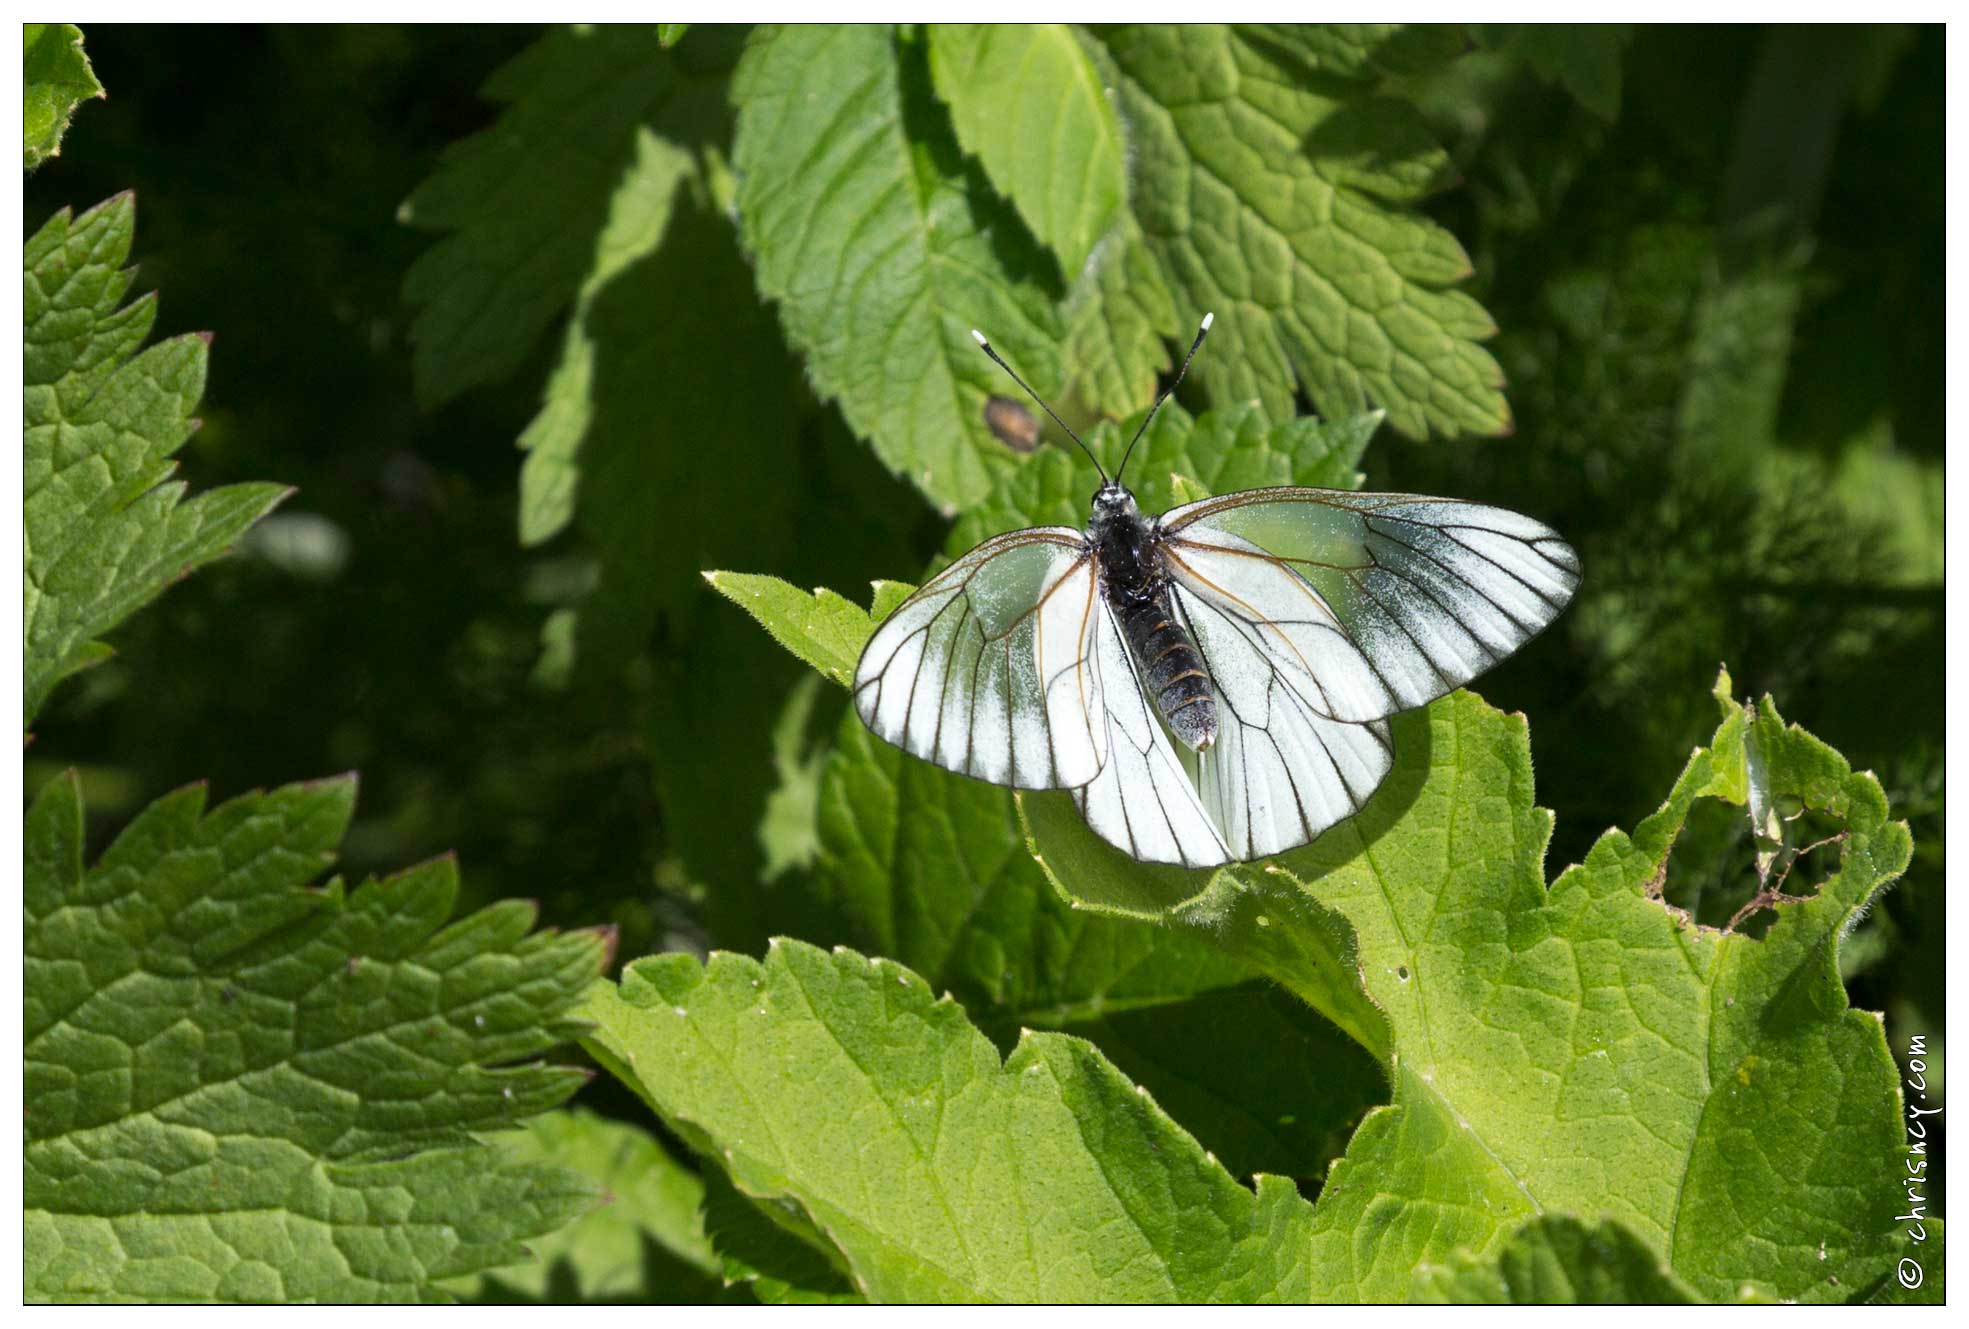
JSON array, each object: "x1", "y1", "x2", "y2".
[{"x1": 25, "y1": 22, "x2": 1940, "y2": 1303}]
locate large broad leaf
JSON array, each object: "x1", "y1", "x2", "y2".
[
  {"x1": 25, "y1": 773, "x2": 610, "y2": 1302},
  {"x1": 24, "y1": 195, "x2": 288, "y2": 726},
  {"x1": 581, "y1": 941, "x2": 1336, "y2": 1302},
  {"x1": 732, "y1": 24, "x2": 1069, "y2": 513},
  {"x1": 24, "y1": 23, "x2": 104, "y2": 169},
  {"x1": 1067, "y1": 26, "x2": 1508, "y2": 439}
]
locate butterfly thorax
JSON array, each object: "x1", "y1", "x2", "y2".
[{"x1": 1088, "y1": 484, "x2": 1218, "y2": 751}]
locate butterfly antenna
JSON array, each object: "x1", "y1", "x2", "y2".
[
  {"x1": 1115, "y1": 312, "x2": 1213, "y2": 487},
  {"x1": 970, "y1": 329, "x2": 1107, "y2": 483}
]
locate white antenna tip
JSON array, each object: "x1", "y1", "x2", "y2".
[
  {"x1": 1201, "y1": 312, "x2": 1215, "y2": 331},
  {"x1": 970, "y1": 329, "x2": 988, "y2": 347}
]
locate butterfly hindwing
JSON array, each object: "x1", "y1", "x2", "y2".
[
  {"x1": 854, "y1": 528, "x2": 1106, "y2": 790},
  {"x1": 1170, "y1": 583, "x2": 1394, "y2": 861},
  {"x1": 1072, "y1": 602, "x2": 1233, "y2": 868}
]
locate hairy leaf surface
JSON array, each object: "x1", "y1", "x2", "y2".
[{"x1": 24, "y1": 23, "x2": 104, "y2": 169}]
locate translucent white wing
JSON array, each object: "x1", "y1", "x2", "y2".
[
  {"x1": 854, "y1": 528, "x2": 1106, "y2": 790},
  {"x1": 1162, "y1": 489, "x2": 1580, "y2": 723},
  {"x1": 1170, "y1": 584, "x2": 1394, "y2": 861},
  {"x1": 1073, "y1": 604, "x2": 1233, "y2": 868}
]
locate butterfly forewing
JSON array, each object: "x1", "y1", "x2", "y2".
[
  {"x1": 1162, "y1": 489, "x2": 1581, "y2": 722},
  {"x1": 854, "y1": 528, "x2": 1107, "y2": 790}
]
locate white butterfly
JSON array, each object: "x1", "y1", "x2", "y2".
[{"x1": 854, "y1": 316, "x2": 1580, "y2": 868}]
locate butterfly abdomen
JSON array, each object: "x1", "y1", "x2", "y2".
[{"x1": 1115, "y1": 589, "x2": 1218, "y2": 751}]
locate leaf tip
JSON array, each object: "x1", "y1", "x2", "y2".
[{"x1": 584, "y1": 923, "x2": 621, "y2": 972}]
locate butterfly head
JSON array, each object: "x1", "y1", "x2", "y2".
[{"x1": 1091, "y1": 481, "x2": 1138, "y2": 520}]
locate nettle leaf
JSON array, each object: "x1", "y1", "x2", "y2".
[
  {"x1": 401, "y1": 26, "x2": 711, "y2": 410},
  {"x1": 581, "y1": 941, "x2": 1337, "y2": 1301},
  {"x1": 1029, "y1": 675, "x2": 1917, "y2": 1302},
  {"x1": 1416, "y1": 1216, "x2": 1701, "y2": 1304},
  {"x1": 451, "y1": 1109, "x2": 724, "y2": 1304},
  {"x1": 733, "y1": 24, "x2": 1068, "y2": 513},
  {"x1": 1473, "y1": 24, "x2": 1634, "y2": 121},
  {"x1": 25, "y1": 773, "x2": 610, "y2": 1302},
  {"x1": 24, "y1": 23, "x2": 104, "y2": 170},
  {"x1": 1074, "y1": 25, "x2": 1507, "y2": 439},
  {"x1": 927, "y1": 24, "x2": 1127, "y2": 278},
  {"x1": 24, "y1": 195, "x2": 287, "y2": 726}
]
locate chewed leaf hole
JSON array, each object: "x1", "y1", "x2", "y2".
[{"x1": 1662, "y1": 796, "x2": 1848, "y2": 939}]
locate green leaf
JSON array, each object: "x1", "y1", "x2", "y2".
[
  {"x1": 928, "y1": 24, "x2": 1127, "y2": 278},
  {"x1": 702, "y1": 572, "x2": 896, "y2": 689},
  {"x1": 1071, "y1": 26, "x2": 1507, "y2": 438},
  {"x1": 450, "y1": 1109, "x2": 725, "y2": 1303},
  {"x1": 25, "y1": 772, "x2": 611, "y2": 1302},
  {"x1": 658, "y1": 24, "x2": 690, "y2": 48},
  {"x1": 24, "y1": 195, "x2": 288, "y2": 726},
  {"x1": 1031, "y1": 676, "x2": 1918, "y2": 1302},
  {"x1": 1416, "y1": 1216, "x2": 1702, "y2": 1303},
  {"x1": 1474, "y1": 25, "x2": 1634, "y2": 120},
  {"x1": 401, "y1": 26, "x2": 717, "y2": 410},
  {"x1": 732, "y1": 24, "x2": 1068, "y2": 512},
  {"x1": 24, "y1": 23, "x2": 104, "y2": 169},
  {"x1": 581, "y1": 941, "x2": 1331, "y2": 1301}
]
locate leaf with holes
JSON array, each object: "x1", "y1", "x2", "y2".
[
  {"x1": 24, "y1": 772, "x2": 610, "y2": 1302},
  {"x1": 1027, "y1": 671, "x2": 1918, "y2": 1301},
  {"x1": 24, "y1": 195, "x2": 287, "y2": 726}
]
